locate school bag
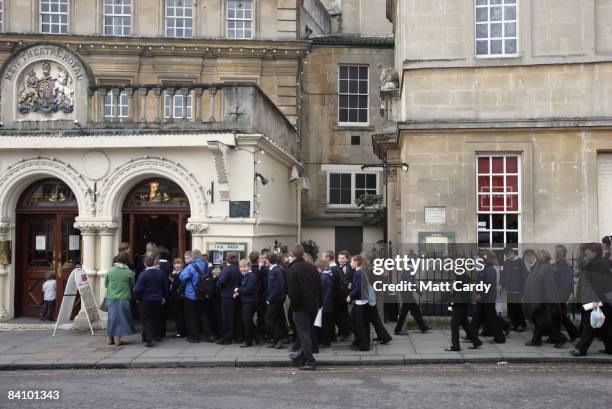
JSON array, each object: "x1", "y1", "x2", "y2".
[{"x1": 192, "y1": 261, "x2": 215, "y2": 300}]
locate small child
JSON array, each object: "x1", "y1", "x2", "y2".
[
  {"x1": 315, "y1": 259, "x2": 334, "y2": 348},
  {"x1": 41, "y1": 271, "x2": 56, "y2": 321},
  {"x1": 234, "y1": 259, "x2": 258, "y2": 347}
]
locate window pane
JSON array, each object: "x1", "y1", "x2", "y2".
[
  {"x1": 476, "y1": 8, "x2": 488, "y2": 22},
  {"x1": 355, "y1": 174, "x2": 365, "y2": 189},
  {"x1": 504, "y1": 22, "x2": 516, "y2": 37},
  {"x1": 492, "y1": 214, "x2": 504, "y2": 229},
  {"x1": 505, "y1": 39, "x2": 517, "y2": 54},
  {"x1": 492, "y1": 157, "x2": 504, "y2": 173},
  {"x1": 330, "y1": 174, "x2": 340, "y2": 189},
  {"x1": 506, "y1": 194, "x2": 519, "y2": 212},
  {"x1": 506, "y1": 214, "x2": 518, "y2": 229},
  {"x1": 478, "y1": 157, "x2": 490, "y2": 173},
  {"x1": 476, "y1": 24, "x2": 488, "y2": 39},
  {"x1": 490, "y1": 7, "x2": 502, "y2": 21},
  {"x1": 476, "y1": 40, "x2": 488, "y2": 55},
  {"x1": 491, "y1": 23, "x2": 502, "y2": 38},
  {"x1": 490, "y1": 39, "x2": 503, "y2": 54},
  {"x1": 506, "y1": 156, "x2": 518, "y2": 173},
  {"x1": 504, "y1": 6, "x2": 516, "y2": 20}
]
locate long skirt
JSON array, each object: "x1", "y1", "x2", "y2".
[{"x1": 106, "y1": 299, "x2": 136, "y2": 337}]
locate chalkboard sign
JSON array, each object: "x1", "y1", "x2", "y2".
[{"x1": 230, "y1": 201, "x2": 251, "y2": 218}]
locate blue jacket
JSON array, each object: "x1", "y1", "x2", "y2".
[
  {"x1": 350, "y1": 269, "x2": 366, "y2": 301},
  {"x1": 217, "y1": 263, "x2": 242, "y2": 299},
  {"x1": 501, "y1": 257, "x2": 528, "y2": 293},
  {"x1": 179, "y1": 258, "x2": 207, "y2": 301},
  {"x1": 237, "y1": 271, "x2": 258, "y2": 303},
  {"x1": 320, "y1": 271, "x2": 334, "y2": 313},
  {"x1": 134, "y1": 267, "x2": 169, "y2": 303},
  {"x1": 266, "y1": 265, "x2": 286, "y2": 304}
]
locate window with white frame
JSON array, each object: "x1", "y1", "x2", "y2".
[
  {"x1": 104, "y1": 0, "x2": 131, "y2": 36},
  {"x1": 477, "y1": 155, "x2": 520, "y2": 249},
  {"x1": 475, "y1": 0, "x2": 517, "y2": 57},
  {"x1": 227, "y1": 0, "x2": 254, "y2": 39},
  {"x1": 338, "y1": 65, "x2": 369, "y2": 126},
  {"x1": 0, "y1": 0, "x2": 4, "y2": 32},
  {"x1": 104, "y1": 91, "x2": 129, "y2": 119},
  {"x1": 165, "y1": 0, "x2": 193, "y2": 38},
  {"x1": 40, "y1": 0, "x2": 69, "y2": 34},
  {"x1": 164, "y1": 92, "x2": 192, "y2": 119},
  {"x1": 328, "y1": 171, "x2": 379, "y2": 207}
]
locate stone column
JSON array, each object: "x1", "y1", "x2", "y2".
[
  {"x1": 72, "y1": 222, "x2": 103, "y2": 330},
  {"x1": 138, "y1": 87, "x2": 148, "y2": 123},
  {"x1": 166, "y1": 87, "x2": 175, "y2": 122},
  {"x1": 87, "y1": 89, "x2": 95, "y2": 125},
  {"x1": 98, "y1": 89, "x2": 108, "y2": 122},
  {"x1": 208, "y1": 88, "x2": 217, "y2": 122},
  {"x1": 0, "y1": 222, "x2": 13, "y2": 320},
  {"x1": 97, "y1": 222, "x2": 118, "y2": 302},
  {"x1": 186, "y1": 222, "x2": 209, "y2": 253},
  {"x1": 193, "y1": 87, "x2": 203, "y2": 123},
  {"x1": 124, "y1": 87, "x2": 134, "y2": 122},
  {"x1": 181, "y1": 87, "x2": 189, "y2": 122},
  {"x1": 153, "y1": 87, "x2": 162, "y2": 122}
]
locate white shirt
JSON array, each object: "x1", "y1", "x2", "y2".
[{"x1": 42, "y1": 279, "x2": 56, "y2": 301}]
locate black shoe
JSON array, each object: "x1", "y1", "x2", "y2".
[
  {"x1": 312, "y1": 348, "x2": 319, "y2": 354},
  {"x1": 176, "y1": 334, "x2": 185, "y2": 338},
  {"x1": 570, "y1": 349, "x2": 586, "y2": 357},
  {"x1": 240, "y1": 342, "x2": 253, "y2": 348},
  {"x1": 515, "y1": 326, "x2": 526, "y2": 333},
  {"x1": 145, "y1": 341, "x2": 155, "y2": 348},
  {"x1": 203, "y1": 336, "x2": 215, "y2": 343},
  {"x1": 444, "y1": 346, "x2": 460, "y2": 352},
  {"x1": 421, "y1": 325, "x2": 432, "y2": 334},
  {"x1": 289, "y1": 345, "x2": 299, "y2": 352},
  {"x1": 544, "y1": 338, "x2": 555, "y2": 344},
  {"x1": 267, "y1": 342, "x2": 278, "y2": 349},
  {"x1": 300, "y1": 363, "x2": 316, "y2": 371},
  {"x1": 469, "y1": 339, "x2": 483, "y2": 349},
  {"x1": 289, "y1": 353, "x2": 303, "y2": 365},
  {"x1": 492, "y1": 338, "x2": 506, "y2": 344},
  {"x1": 349, "y1": 345, "x2": 370, "y2": 351},
  {"x1": 394, "y1": 330, "x2": 408, "y2": 336},
  {"x1": 380, "y1": 338, "x2": 392, "y2": 345},
  {"x1": 187, "y1": 338, "x2": 201, "y2": 344},
  {"x1": 339, "y1": 335, "x2": 350, "y2": 342},
  {"x1": 274, "y1": 343, "x2": 284, "y2": 350},
  {"x1": 372, "y1": 337, "x2": 382, "y2": 342},
  {"x1": 599, "y1": 349, "x2": 612, "y2": 355},
  {"x1": 554, "y1": 340, "x2": 567, "y2": 349},
  {"x1": 525, "y1": 341, "x2": 541, "y2": 347}
]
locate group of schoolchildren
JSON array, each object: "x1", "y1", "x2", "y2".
[{"x1": 127, "y1": 244, "x2": 399, "y2": 357}]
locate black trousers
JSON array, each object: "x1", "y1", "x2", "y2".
[
  {"x1": 42, "y1": 300, "x2": 55, "y2": 320},
  {"x1": 172, "y1": 298, "x2": 186, "y2": 336},
  {"x1": 575, "y1": 304, "x2": 612, "y2": 354},
  {"x1": 451, "y1": 303, "x2": 479, "y2": 349},
  {"x1": 265, "y1": 302, "x2": 288, "y2": 342},
  {"x1": 350, "y1": 304, "x2": 370, "y2": 349},
  {"x1": 241, "y1": 302, "x2": 258, "y2": 344},
  {"x1": 471, "y1": 302, "x2": 505, "y2": 342},
  {"x1": 530, "y1": 305, "x2": 566, "y2": 344},
  {"x1": 293, "y1": 309, "x2": 317, "y2": 365},
  {"x1": 220, "y1": 298, "x2": 236, "y2": 342},
  {"x1": 395, "y1": 301, "x2": 427, "y2": 332},
  {"x1": 184, "y1": 299, "x2": 201, "y2": 341},
  {"x1": 333, "y1": 302, "x2": 351, "y2": 337},
  {"x1": 319, "y1": 311, "x2": 335, "y2": 345},
  {"x1": 197, "y1": 299, "x2": 213, "y2": 338},
  {"x1": 256, "y1": 301, "x2": 267, "y2": 337},
  {"x1": 138, "y1": 301, "x2": 161, "y2": 343},
  {"x1": 553, "y1": 303, "x2": 579, "y2": 340},
  {"x1": 368, "y1": 305, "x2": 392, "y2": 342},
  {"x1": 507, "y1": 292, "x2": 526, "y2": 328}
]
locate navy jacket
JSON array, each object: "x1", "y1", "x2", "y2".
[
  {"x1": 216, "y1": 263, "x2": 242, "y2": 299},
  {"x1": 552, "y1": 259, "x2": 574, "y2": 302},
  {"x1": 158, "y1": 259, "x2": 173, "y2": 277},
  {"x1": 478, "y1": 265, "x2": 498, "y2": 303},
  {"x1": 349, "y1": 269, "x2": 367, "y2": 301},
  {"x1": 134, "y1": 267, "x2": 169, "y2": 303},
  {"x1": 501, "y1": 257, "x2": 529, "y2": 293},
  {"x1": 320, "y1": 271, "x2": 334, "y2": 313},
  {"x1": 266, "y1": 265, "x2": 286, "y2": 304},
  {"x1": 340, "y1": 263, "x2": 354, "y2": 290},
  {"x1": 237, "y1": 271, "x2": 258, "y2": 303}
]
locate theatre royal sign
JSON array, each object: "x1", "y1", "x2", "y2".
[{"x1": 0, "y1": 43, "x2": 91, "y2": 127}]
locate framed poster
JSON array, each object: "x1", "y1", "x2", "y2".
[
  {"x1": 35, "y1": 235, "x2": 46, "y2": 251},
  {"x1": 206, "y1": 242, "x2": 248, "y2": 266}
]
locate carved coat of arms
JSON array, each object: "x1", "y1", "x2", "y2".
[{"x1": 18, "y1": 61, "x2": 74, "y2": 114}]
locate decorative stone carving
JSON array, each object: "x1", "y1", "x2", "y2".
[
  {"x1": 0, "y1": 222, "x2": 13, "y2": 235},
  {"x1": 207, "y1": 141, "x2": 230, "y2": 201},
  {"x1": 379, "y1": 65, "x2": 400, "y2": 91},
  {"x1": 96, "y1": 222, "x2": 119, "y2": 234},
  {"x1": 96, "y1": 156, "x2": 207, "y2": 218},
  {"x1": 0, "y1": 157, "x2": 94, "y2": 218},
  {"x1": 73, "y1": 222, "x2": 98, "y2": 234},
  {"x1": 186, "y1": 222, "x2": 209, "y2": 234}
]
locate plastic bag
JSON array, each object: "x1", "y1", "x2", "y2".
[{"x1": 590, "y1": 306, "x2": 605, "y2": 329}]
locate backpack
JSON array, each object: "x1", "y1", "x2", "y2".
[{"x1": 192, "y1": 261, "x2": 215, "y2": 300}]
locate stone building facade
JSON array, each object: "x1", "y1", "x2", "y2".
[
  {"x1": 0, "y1": 0, "x2": 326, "y2": 320},
  {"x1": 379, "y1": 0, "x2": 612, "y2": 251},
  {"x1": 300, "y1": 0, "x2": 394, "y2": 255}
]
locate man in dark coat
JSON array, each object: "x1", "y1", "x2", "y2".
[
  {"x1": 324, "y1": 250, "x2": 352, "y2": 341},
  {"x1": 286, "y1": 245, "x2": 323, "y2": 370},
  {"x1": 134, "y1": 255, "x2": 170, "y2": 347},
  {"x1": 470, "y1": 251, "x2": 505, "y2": 344},
  {"x1": 216, "y1": 252, "x2": 243, "y2": 344},
  {"x1": 501, "y1": 246, "x2": 528, "y2": 331},
  {"x1": 572, "y1": 243, "x2": 612, "y2": 356},
  {"x1": 445, "y1": 270, "x2": 482, "y2": 351},
  {"x1": 551, "y1": 245, "x2": 579, "y2": 341}
]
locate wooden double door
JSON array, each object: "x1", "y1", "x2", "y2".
[{"x1": 16, "y1": 213, "x2": 82, "y2": 318}]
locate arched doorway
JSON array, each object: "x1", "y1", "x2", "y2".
[
  {"x1": 122, "y1": 178, "x2": 191, "y2": 274},
  {"x1": 15, "y1": 179, "x2": 82, "y2": 317}
]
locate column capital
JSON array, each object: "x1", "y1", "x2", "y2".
[
  {"x1": 0, "y1": 222, "x2": 13, "y2": 235},
  {"x1": 97, "y1": 222, "x2": 119, "y2": 234},
  {"x1": 186, "y1": 222, "x2": 209, "y2": 234},
  {"x1": 73, "y1": 222, "x2": 98, "y2": 234}
]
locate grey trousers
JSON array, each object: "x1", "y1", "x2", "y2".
[{"x1": 293, "y1": 309, "x2": 316, "y2": 365}]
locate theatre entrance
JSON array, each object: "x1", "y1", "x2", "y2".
[
  {"x1": 15, "y1": 179, "x2": 82, "y2": 318},
  {"x1": 122, "y1": 178, "x2": 191, "y2": 272}
]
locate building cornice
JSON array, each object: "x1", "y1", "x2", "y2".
[
  {"x1": 397, "y1": 118, "x2": 612, "y2": 132},
  {"x1": 0, "y1": 34, "x2": 312, "y2": 59}
]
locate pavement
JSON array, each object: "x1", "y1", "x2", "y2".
[{"x1": 0, "y1": 318, "x2": 610, "y2": 370}]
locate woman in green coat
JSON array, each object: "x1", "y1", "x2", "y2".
[{"x1": 105, "y1": 252, "x2": 136, "y2": 346}]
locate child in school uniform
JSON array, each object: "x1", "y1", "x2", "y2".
[
  {"x1": 234, "y1": 258, "x2": 259, "y2": 347},
  {"x1": 315, "y1": 259, "x2": 334, "y2": 348},
  {"x1": 41, "y1": 271, "x2": 56, "y2": 321}
]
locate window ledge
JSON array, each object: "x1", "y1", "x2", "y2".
[
  {"x1": 334, "y1": 125, "x2": 375, "y2": 131},
  {"x1": 325, "y1": 207, "x2": 376, "y2": 213}
]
